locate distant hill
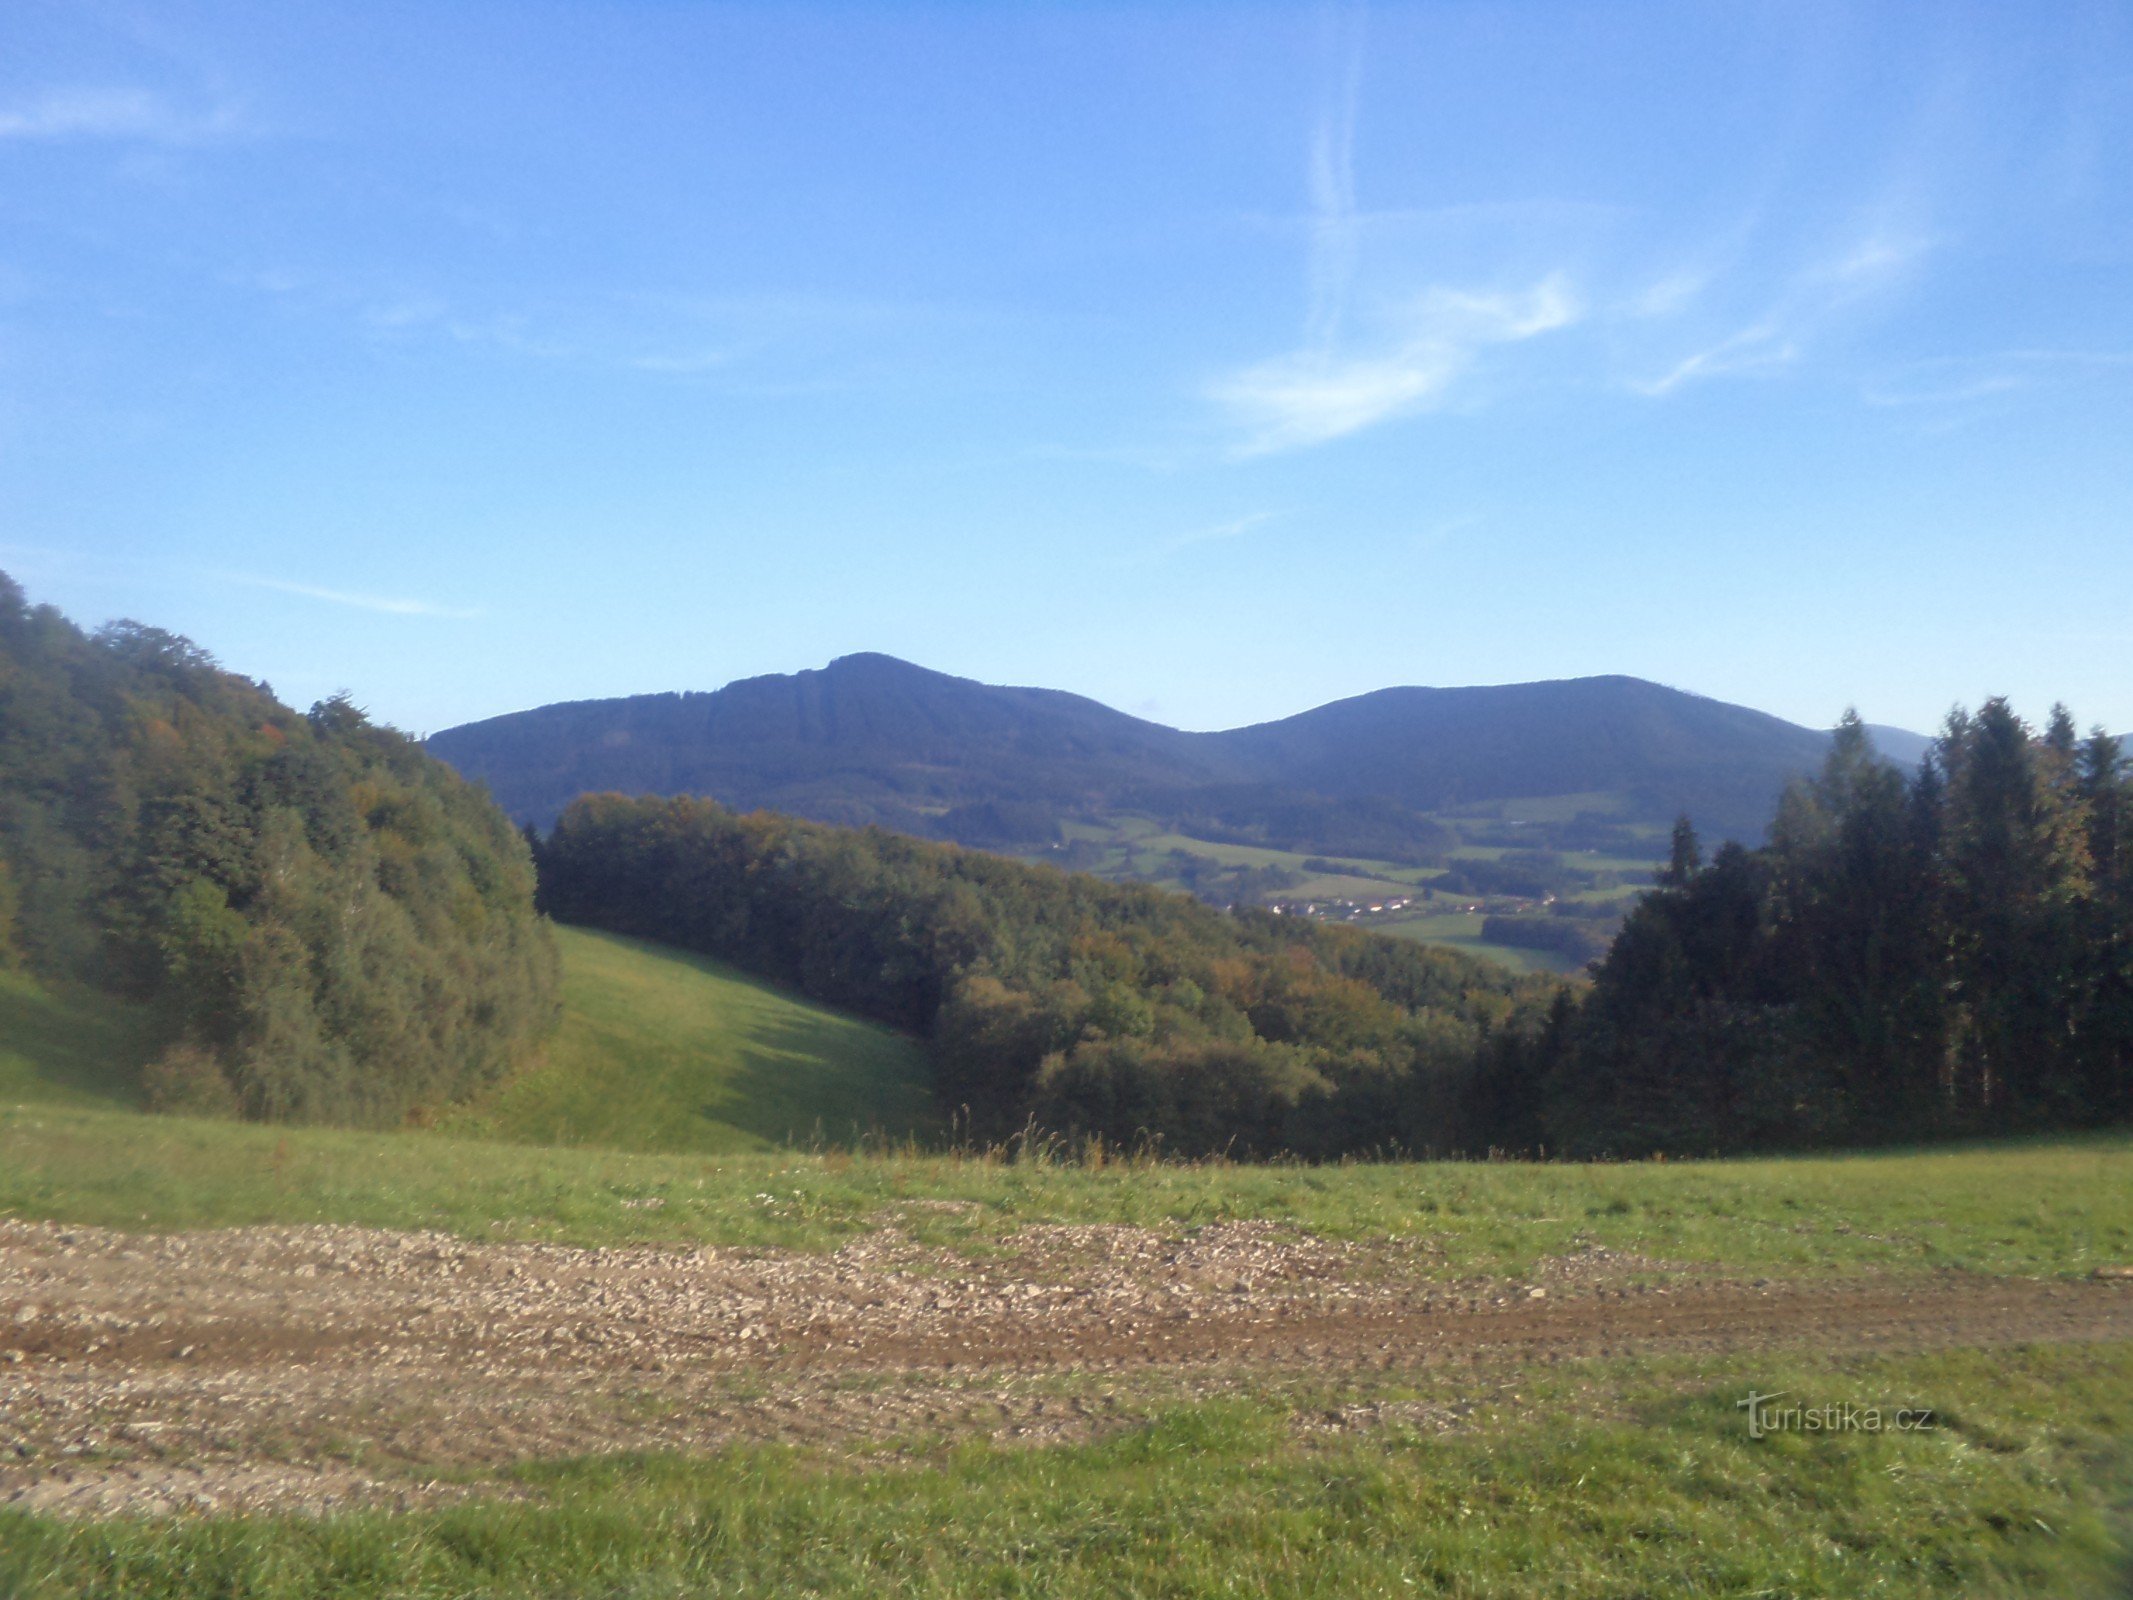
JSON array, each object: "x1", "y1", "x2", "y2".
[
  {"x1": 427, "y1": 652, "x2": 1243, "y2": 840},
  {"x1": 1217, "y1": 676, "x2": 1830, "y2": 837},
  {"x1": 1862, "y1": 724, "x2": 1936, "y2": 769},
  {"x1": 428, "y1": 655, "x2": 1928, "y2": 855}
]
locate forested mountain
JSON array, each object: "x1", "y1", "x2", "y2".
[
  {"x1": 430, "y1": 654, "x2": 1917, "y2": 852},
  {"x1": 1221, "y1": 675, "x2": 1830, "y2": 834},
  {"x1": 0, "y1": 575, "x2": 558, "y2": 1124},
  {"x1": 431, "y1": 652, "x2": 1244, "y2": 841}
]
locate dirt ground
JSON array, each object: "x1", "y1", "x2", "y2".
[{"x1": 4, "y1": 1216, "x2": 2129, "y2": 1518}]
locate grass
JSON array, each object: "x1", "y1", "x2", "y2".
[
  {"x1": 3, "y1": 1095, "x2": 2129, "y2": 1275},
  {"x1": 1376, "y1": 914, "x2": 1573, "y2": 975},
  {"x1": 0, "y1": 927, "x2": 937, "y2": 1154},
  {"x1": 0, "y1": 966, "x2": 155, "y2": 1109},
  {"x1": 2, "y1": 928, "x2": 2127, "y2": 1278},
  {"x1": 438, "y1": 926, "x2": 938, "y2": 1154},
  {"x1": 5, "y1": 1341, "x2": 2129, "y2": 1597},
  {"x1": 6, "y1": 933, "x2": 2132, "y2": 1593},
  {"x1": 1027, "y1": 812, "x2": 1647, "y2": 973}
]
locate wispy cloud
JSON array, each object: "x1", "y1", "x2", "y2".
[
  {"x1": 1629, "y1": 323, "x2": 1798, "y2": 397},
  {"x1": 1626, "y1": 268, "x2": 1711, "y2": 321},
  {"x1": 1812, "y1": 230, "x2": 1934, "y2": 290},
  {"x1": 1861, "y1": 347, "x2": 2133, "y2": 408},
  {"x1": 0, "y1": 86, "x2": 242, "y2": 144},
  {"x1": 1627, "y1": 224, "x2": 1934, "y2": 398},
  {"x1": 1210, "y1": 8, "x2": 1581, "y2": 455},
  {"x1": 231, "y1": 575, "x2": 482, "y2": 620},
  {"x1": 1214, "y1": 278, "x2": 1579, "y2": 454},
  {"x1": 1302, "y1": 8, "x2": 1365, "y2": 352}
]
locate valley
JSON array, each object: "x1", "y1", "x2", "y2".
[{"x1": 1024, "y1": 798, "x2": 1670, "y2": 973}]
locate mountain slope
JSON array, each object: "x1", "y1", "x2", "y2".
[
  {"x1": 1220, "y1": 675, "x2": 1832, "y2": 827},
  {"x1": 429, "y1": 656, "x2": 1920, "y2": 851},
  {"x1": 430, "y1": 653, "x2": 1243, "y2": 837}
]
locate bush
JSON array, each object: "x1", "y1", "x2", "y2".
[{"x1": 141, "y1": 1043, "x2": 242, "y2": 1118}]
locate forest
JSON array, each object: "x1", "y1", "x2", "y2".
[
  {"x1": 533, "y1": 793, "x2": 1561, "y2": 1156},
  {"x1": 0, "y1": 575, "x2": 558, "y2": 1124},
  {"x1": 1479, "y1": 708, "x2": 2133, "y2": 1156}
]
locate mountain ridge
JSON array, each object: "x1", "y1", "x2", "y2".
[{"x1": 427, "y1": 655, "x2": 1928, "y2": 855}]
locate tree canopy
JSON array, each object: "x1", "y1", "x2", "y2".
[
  {"x1": 0, "y1": 574, "x2": 558, "y2": 1123},
  {"x1": 1497, "y1": 707, "x2": 2132, "y2": 1156}
]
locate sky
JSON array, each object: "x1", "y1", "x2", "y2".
[{"x1": 3, "y1": 0, "x2": 2130, "y2": 741}]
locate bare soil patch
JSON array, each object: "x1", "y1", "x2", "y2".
[{"x1": 5, "y1": 1218, "x2": 2127, "y2": 1517}]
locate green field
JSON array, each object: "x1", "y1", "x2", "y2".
[
  {"x1": 4, "y1": 932, "x2": 2126, "y2": 1278},
  {"x1": 1027, "y1": 810, "x2": 1651, "y2": 974},
  {"x1": 4, "y1": 1093, "x2": 2128, "y2": 1274},
  {"x1": 2, "y1": 1107, "x2": 2130, "y2": 1596},
  {"x1": 6, "y1": 1342, "x2": 2129, "y2": 1599},
  {"x1": 4, "y1": 928, "x2": 2128, "y2": 1271},
  {"x1": 1374, "y1": 912, "x2": 1571, "y2": 974},
  {"x1": 438, "y1": 926, "x2": 938, "y2": 1153},
  {"x1": 0, "y1": 927, "x2": 938, "y2": 1155}
]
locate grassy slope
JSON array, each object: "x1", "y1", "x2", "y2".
[
  {"x1": 5, "y1": 1344, "x2": 2128, "y2": 1598},
  {"x1": 0, "y1": 926, "x2": 939, "y2": 1155},
  {"x1": 0, "y1": 966, "x2": 154, "y2": 1109},
  {"x1": 3, "y1": 1100, "x2": 2128, "y2": 1276},
  {"x1": 438, "y1": 926, "x2": 938, "y2": 1154},
  {"x1": 2, "y1": 927, "x2": 2126, "y2": 1277}
]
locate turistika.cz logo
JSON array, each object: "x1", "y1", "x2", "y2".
[{"x1": 1737, "y1": 1392, "x2": 1939, "y2": 1440}]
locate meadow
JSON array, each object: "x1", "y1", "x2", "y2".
[
  {"x1": 2, "y1": 926, "x2": 2129, "y2": 1270},
  {"x1": 4, "y1": 1341, "x2": 2130, "y2": 1599},
  {"x1": 2, "y1": 1075, "x2": 2129, "y2": 1276},
  {"x1": 436, "y1": 926, "x2": 939, "y2": 1153}
]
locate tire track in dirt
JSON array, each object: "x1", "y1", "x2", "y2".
[{"x1": 5, "y1": 1218, "x2": 2129, "y2": 1517}]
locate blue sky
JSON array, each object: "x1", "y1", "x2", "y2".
[{"x1": 3, "y1": 1, "x2": 2129, "y2": 741}]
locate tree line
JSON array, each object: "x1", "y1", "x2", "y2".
[
  {"x1": 0, "y1": 575, "x2": 558, "y2": 1123},
  {"x1": 534, "y1": 793, "x2": 1561, "y2": 1156},
  {"x1": 1474, "y1": 706, "x2": 2131, "y2": 1155}
]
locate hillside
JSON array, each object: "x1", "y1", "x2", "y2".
[
  {"x1": 1220, "y1": 674, "x2": 1831, "y2": 833},
  {"x1": 536, "y1": 791, "x2": 1560, "y2": 1156},
  {"x1": 0, "y1": 925, "x2": 936, "y2": 1156},
  {"x1": 0, "y1": 574, "x2": 557, "y2": 1127},
  {"x1": 428, "y1": 655, "x2": 1922, "y2": 852},
  {"x1": 440, "y1": 926, "x2": 937, "y2": 1153}
]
